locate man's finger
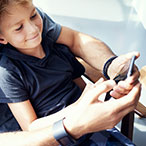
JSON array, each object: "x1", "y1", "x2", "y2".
[
  {"x1": 89, "y1": 80, "x2": 116, "y2": 103},
  {"x1": 113, "y1": 82, "x2": 141, "y2": 112}
]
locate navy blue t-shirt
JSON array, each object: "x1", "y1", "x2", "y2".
[{"x1": 0, "y1": 9, "x2": 85, "y2": 132}]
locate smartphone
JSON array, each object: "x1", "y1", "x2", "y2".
[
  {"x1": 127, "y1": 55, "x2": 136, "y2": 77},
  {"x1": 105, "y1": 55, "x2": 136, "y2": 101}
]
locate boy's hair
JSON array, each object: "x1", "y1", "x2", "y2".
[{"x1": 0, "y1": 0, "x2": 32, "y2": 21}]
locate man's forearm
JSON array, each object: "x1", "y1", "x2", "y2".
[
  {"x1": 56, "y1": 26, "x2": 116, "y2": 72},
  {"x1": 72, "y1": 32, "x2": 116, "y2": 71},
  {"x1": 0, "y1": 127, "x2": 59, "y2": 146}
]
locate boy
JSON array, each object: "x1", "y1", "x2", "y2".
[{"x1": 0, "y1": 0, "x2": 141, "y2": 145}]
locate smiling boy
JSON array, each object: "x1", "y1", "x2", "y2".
[
  {"x1": 0, "y1": 0, "x2": 43, "y2": 57},
  {"x1": 0, "y1": 0, "x2": 141, "y2": 145}
]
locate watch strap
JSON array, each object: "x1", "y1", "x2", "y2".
[
  {"x1": 103, "y1": 56, "x2": 117, "y2": 79},
  {"x1": 53, "y1": 118, "x2": 76, "y2": 146}
]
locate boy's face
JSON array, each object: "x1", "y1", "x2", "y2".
[{"x1": 0, "y1": 2, "x2": 43, "y2": 51}]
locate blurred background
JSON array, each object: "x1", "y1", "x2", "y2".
[{"x1": 34, "y1": 0, "x2": 146, "y2": 145}]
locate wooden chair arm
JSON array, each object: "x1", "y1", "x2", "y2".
[
  {"x1": 138, "y1": 66, "x2": 146, "y2": 118},
  {"x1": 77, "y1": 58, "x2": 105, "y2": 82},
  {"x1": 135, "y1": 102, "x2": 146, "y2": 118}
]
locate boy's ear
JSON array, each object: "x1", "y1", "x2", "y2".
[{"x1": 0, "y1": 35, "x2": 8, "y2": 45}]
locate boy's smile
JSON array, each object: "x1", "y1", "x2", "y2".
[{"x1": 0, "y1": 2, "x2": 44, "y2": 58}]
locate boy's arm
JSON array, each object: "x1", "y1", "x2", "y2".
[
  {"x1": 8, "y1": 100, "x2": 38, "y2": 131},
  {"x1": 8, "y1": 100, "x2": 74, "y2": 131}
]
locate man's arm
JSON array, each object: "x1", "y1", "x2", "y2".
[
  {"x1": 56, "y1": 26, "x2": 115, "y2": 72},
  {"x1": 56, "y1": 26, "x2": 140, "y2": 98},
  {"x1": 0, "y1": 126, "x2": 59, "y2": 146}
]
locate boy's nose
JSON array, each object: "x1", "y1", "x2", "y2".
[{"x1": 26, "y1": 22, "x2": 38, "y2": 34}]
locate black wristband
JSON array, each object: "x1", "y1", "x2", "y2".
[
  {"x1": 53, "y1": 118, "x2": 77, "y2": 146},
  {"x1": 103, "y1": 56, "x2": 117, "y2": 79}
]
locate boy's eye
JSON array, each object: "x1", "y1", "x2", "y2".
[
  {"x1": 31, "y1": 13, "x2": 37, "y2": 19},
  {"x1": 15, "y1": 25, "x2": 23, "y2": 31}
]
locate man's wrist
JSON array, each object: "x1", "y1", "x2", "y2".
[
  {"x1": 53, "y1": 118, "x2": 77, "y2": 146},
  {"x1": 103, "y1": 56, "x2": 117, "y2": 79},
  {"x1": 63, "y1": 118, "x2": 84, "y2": 140}
]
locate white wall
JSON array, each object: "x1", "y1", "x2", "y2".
[{"x1": 133, "y1": 0, "x2": 146, "y2": 29}]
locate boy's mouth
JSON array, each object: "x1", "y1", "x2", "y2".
[{"x1": 27, "y1": 33, "x2": 39, "y2": 41}]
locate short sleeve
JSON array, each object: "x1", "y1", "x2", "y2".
[
  {"x1": 0, "y1": 67, "x2": 28, "y2": 103},
  {"x1": 37, "y1": 8, "x2": 61, "y2": 42}
]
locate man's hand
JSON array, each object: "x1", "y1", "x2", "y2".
[
  {"x1": 108, "y1": 52, "x2": 140, "y2": 98},
  {"x1": 63, "y1": 78, "x2": 141, "y2": 139}
]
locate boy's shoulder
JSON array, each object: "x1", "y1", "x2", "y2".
[
  {"x1": 36, "y1": 7, "x2": 52, "y2": 22},
  {"x1": 36, "y1": 7, "x2": 58, "y2": 27},
  {"x1": 36, "y1": 7, "x2": 44, "y2": 19},
  {"x1": 36, "y1": 8, "x2": 61, "y2": 43}
]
